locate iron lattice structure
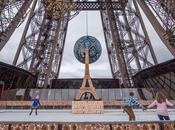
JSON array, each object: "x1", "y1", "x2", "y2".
[
  {"x1": 0, "y1": 0, "x2": 175, "y2": 88},
  {"x1": 133, "y1": 58, "x2": 175, "y2": 99},
  {"x1": 137, "y1": 0, "x2": 175, "y2": 55}
]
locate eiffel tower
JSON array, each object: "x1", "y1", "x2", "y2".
[{"x1": 0, "y1": 0, "x2": 175, "y2": 90}]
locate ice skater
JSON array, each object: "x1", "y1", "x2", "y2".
[
  {"x1": 122, "y1": 92, "x2": 146, "y2": 121},
  {"x1": 29, "y1": 95, "x2": 41, "y2": 115},
  {"x1": 147, "y1": 91, "x2": 174, "y2": 120}
]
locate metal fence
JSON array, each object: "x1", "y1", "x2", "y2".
[{"x1": 0, "y1": 88, "x2": 153, "y2": 101}]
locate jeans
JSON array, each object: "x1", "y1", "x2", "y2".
[
  {"x1": 29, "y1": 107, "x2": 38, "y2": 115},
  {"x1": 158, "y1": 114, "x2": 170, "y2": 120}
]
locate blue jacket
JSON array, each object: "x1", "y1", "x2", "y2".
[
  {"x1": 123, "y1": 96, "x2": 143, "y2": 109},
  {"x1": 31, "y1": 99, "x2": 41, "y2": 107}
]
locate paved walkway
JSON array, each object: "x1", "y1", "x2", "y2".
[{"x1": 0, "y1": 109, "x2": 174, "y2": 122}]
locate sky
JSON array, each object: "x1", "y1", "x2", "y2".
[
  {"x1": 59, "y1": 11, "x2": 112, "y2": 78},
  {"x1": 0, "y1": 6, "x2": 173, "y2": 78}
]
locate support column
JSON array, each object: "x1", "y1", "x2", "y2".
[
  {"x1": 137, "y1": 0, "x2": 175, "y2": 57},
  {"x1": 43, "y1": 20, "x2": 61, "y2": 88},
  {"x1": 123, "y1": 11, "x2": 142, "y2": 70},
  {"x1": 0, "y1": 0, "x2": 33, "y2": 51},
  {"x1": 13, "y1": 0, "x2": 37, "y2": 65},
  {"x1": 133, "y1": 0, "x2": 158, "y2": 64},
  {"x1": 106, "y1": 1, "x2": 131, "y2": 87}
]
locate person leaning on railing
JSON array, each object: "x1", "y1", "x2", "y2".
[{"x1": 147, "y1": 91, "x2": 175, "y2": 120}]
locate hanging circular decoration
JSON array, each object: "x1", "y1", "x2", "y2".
[{"x1": 74, "y1": 35, "x2": 102, "y2": 64}]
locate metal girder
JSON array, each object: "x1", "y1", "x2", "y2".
[
  {"x1": 104, "y1": 0, "x2": 131, "y2": 87},
  {"x1": 13, "y1": 0, "x2": 38, "y2": 66},
  {"x1": 0, "y1": 0, "x2": 9, "y2": 14},
  {"x1": 146, "y1": 0, "x2": 175, "y2": 47},
  {"x1": 120, "y1": 0, "x2": 156, "y2": 72},
  {"x1": 100, "y1": 10, "x2": 116, "y2": 79},
  {"x1": 157, "y1": 0, "x2": 175, "y2": 21},
  {"x1": 137, "y1": 0, "x2": 175, "y2": 57},
  {"x1": 73, "y1": 1, "x2": 125, "y2": 10},
  {"x1": 0, "y1": 0, "x2": 25, "y2": 32},
  {"x1": 2, "y1": 0, "x2": 170, "y2": 88},
  {"x1": 29, "y1": 17, "x2": 68, "y2": 88},
  {"x1": 13, "y1": 0, "x2": 44, "y2": 69},
  {"x1": 145, "y1": 0, "x2": 175, "y2": 31},
  {"x1": 100, "y1": 0, "x2": 158, "y2": 87},
  {"x1": 43, "y1": 1, "x2": 126, "y2": 20},
  {"x1": 133, "y1": 0, "x2": 158, "y2": 65},
  {"x1": 0, "y1": 0, "x2": 33, "y2": 51},
  {"x1": 13, "y1": 0, "x2": 69, "y2": 87},
  {"x1": 12, "y1": 0, "x2": 76, "y2": 86}
]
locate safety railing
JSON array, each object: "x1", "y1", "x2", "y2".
[{"x1": 0, "y1": 100, "x2": 175, "y2": 109}]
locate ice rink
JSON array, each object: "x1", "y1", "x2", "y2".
[{"x1": 0, "y1": 109, "x2": 175, "y2": 122}]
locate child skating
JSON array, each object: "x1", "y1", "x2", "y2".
[
  {"x1": 123, "y1": 92, "x2": 146, "y2": 121},
  {"x1": 29, "y1": 95, "x2": 41, "y2": 115}
]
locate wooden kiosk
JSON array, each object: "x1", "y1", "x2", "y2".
[{"x1": 72, "y1": 48, "x2": 104, "y2": 114}]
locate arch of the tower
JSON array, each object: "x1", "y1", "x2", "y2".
[{"x1": 0, "y1": 0, "x2": 175, "y2": 100}]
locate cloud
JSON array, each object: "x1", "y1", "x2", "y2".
[
  {"x1": 0, "y1": 9, "x2": 173, "y2": 79},
  {"x1": 59, "y1": 11, "x2": 112, "y2": 78}
]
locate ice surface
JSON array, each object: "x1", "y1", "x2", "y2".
[{"x1": 0, "y1": 109, "x2": 174, "y2": 122}]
